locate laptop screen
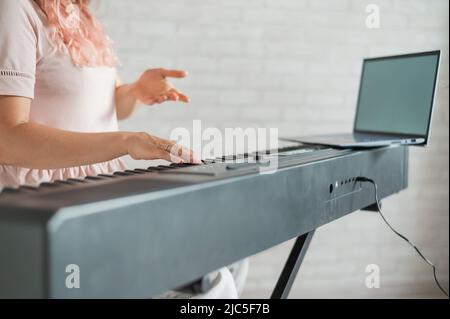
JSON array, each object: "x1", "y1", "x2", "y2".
[{"x1": 354, "y1": 51, "x2": 440, "y2": 140}]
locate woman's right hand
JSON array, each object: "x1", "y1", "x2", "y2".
[{"x1": 126, "y1": 132, "x2": 201, "y2": 164}]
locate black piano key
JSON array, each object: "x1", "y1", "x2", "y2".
[
  {"x1": 1, "y1": 187, "x2": 19, "y2": 193},
  {"x1": 125, "y1": 170, "x2": 143, "y2": 174},
  {"x1": 127, "y1": 169, "x2": 145, "y2": 174},
  {"x1": 145, "y1": 166, "x2": 172, "y2": 171},
  {"x1": 202, "y1": 159, "x2": 216, "y2": 164},
  {"x1": 171, "y1": 163, "x2": 196, "y2": 168},
  {"x1": 113, "y1": 171, "x2": 133, "y2": 176},
  {"x1": 147, "y1": 166, "x2": 167, "y2": 171},
  {"x1": 118, "y1": 169, "x2": 142, "y2": 175},
  {"x1": 253, "y1": 151, "x2": 270, "y2": 160},
  {"x1": 98, "y1": 174, "x2": 116, "y2": 178},
  {"x1": 85, "y1": 176, "x2": 105, "y2": 181},
  {"x1": 19, "y1": 185, "x2": 39, "y2": 191},
  {"x1": 39, "y1": 182, "x2": 60, "y2": 188},
  {"x1": 54, "y1": 180, "x2": 75, "y2": 185},
  {"x1": 134, "y1": 168, "x2": 155, "y2": 173},
  {"x1": 67, "y1": 178, "x2": 88, "y2": 183},
  {"x1": 226, "y1": 162, "x2": 259, "y2": 170}
]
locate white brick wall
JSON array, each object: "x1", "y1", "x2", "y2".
[{"x1": 98, "y1": 0, "x2": 449, "y2": 298}]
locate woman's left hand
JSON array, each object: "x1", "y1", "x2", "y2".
[{"x1": 132, "y1": 68, "x2": 190, "y2": 106}]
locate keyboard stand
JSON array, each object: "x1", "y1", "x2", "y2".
[
  {"x1": 270, "y1": 196, "x2": 383, "y2": 299},
  {"x1": 271, "y1": 230, "x2": 315, "y2": 299}
]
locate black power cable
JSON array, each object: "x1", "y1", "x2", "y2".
[{"x1": 356, "y1": 176, "x2": 449, "y2": 298}]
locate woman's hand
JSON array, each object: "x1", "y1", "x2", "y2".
[
  {"x1": 0, "y1": 97, "x2": 200, "y2": 169},
  {"x1": 127, "y1": 132, "x2": 201, "y2": 164},
  {"x1": 132, "y1": 68, "x2": 190, "y2": 106}
]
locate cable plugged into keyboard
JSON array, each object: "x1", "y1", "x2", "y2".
[{"x1": 357, "y1": 176, "x2": 449, "y2": 298}]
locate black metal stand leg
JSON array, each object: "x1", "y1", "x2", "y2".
[{"x1": 271, "y1": 230, "x2": 315, "y2": 299}]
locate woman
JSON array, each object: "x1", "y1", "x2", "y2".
[
  {"x1": 0, "y1": 0, "x2": 199, "y2": 190},
  {"x1": 0, "y1": 0, "x2": 246, "y2": 298}
]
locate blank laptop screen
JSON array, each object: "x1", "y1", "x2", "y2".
[{"x1": 354, "y1": 52, "x2": 440, "y2": 137}]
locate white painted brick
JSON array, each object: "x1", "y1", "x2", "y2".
[
  {"x1": 261, "y1": 91, "x2": 306, "y2": 106},
  {"x1": 198, "y1": 40, "x2": 242, "y2": 56},
  {"x1": 191, "y1": 73, "x2": 238, "y2": 89},
  {"x1": 219, "y1": 89, "x2": 260, "y2": 106},
  {"x1": 175, "y1": 56, "x2": 217, "y2": 72},
  {"x1": 265, "y1": 58, "x2": 306, "y2": 75},
  {"x1": 394, "y1": 0, "x2": 428, "y2": 14},
  {"x1": 349, "y1": 0, "x2": 394, "y2": 11},
  {"x1": 129, "y1": 20, "x2": 177, "y2": 37},
  {"x1": 308, "y1": 0, "x2": 351, "y2": 10},
  {"x1": 264, "y1": 0, "x2": 306, "y2": 10},
  {"x1": 306, "y1": 93, "x2": 345, "y2": 107},
  {"x1": 178, "y1": 24, "x2": 264, "y2": 40},
  {"x1": 218, "y1": 57, "x2": 264, "y2": 73}
]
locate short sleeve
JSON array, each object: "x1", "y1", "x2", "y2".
[{"x1": 0, "y1": 0, "x2": 38, "y2": 99}]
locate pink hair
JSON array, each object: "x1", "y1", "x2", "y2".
[{"x1": 35, "y1": 0, "x2": 118, "y2": 67}]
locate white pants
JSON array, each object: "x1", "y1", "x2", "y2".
[
  {"x1": 157, "y1": 258, "x2": 249, "y2": 299},
  {"x1": 192, "y1": 267, "x2": 238, "y2": 299}
]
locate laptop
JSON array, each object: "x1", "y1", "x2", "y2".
[{"x1": 295, "y1": 50, "x2": 441, "y2": 148}]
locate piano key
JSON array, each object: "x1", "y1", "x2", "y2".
[
  {"x1": 125, "y1": 170, "x2": 146, "y2": 174},
  {"x1": 98, "y1": 174, "x2": 116, "y2": 178},
  {"x1": 226, "y1": 162, "x2": 259, "y2": 170},
  {"x1": 1, "y1": 187, "x2": 19, "y2": 193},
  {"x1": 19, "y1": 185, "x2": 39, "y2": 191},
  {"x1": 134, "y1": 169, "x2": 156, "y2": 173},
  {"x1": 177, "y1": 163, "x2": 198, "y2": 167},
  {"x1": 54, "y1": 180, "x2": 76, "y2": 185},
  {"x1": 85, "y1": 176, "x2": 106, "y2": 181},
  {"x1": 113, "y1": 171, "x2": 133, "y2": 176},
  {"x1": 67, "y1": 178, "x2": 89, "y2": 183},
  {"x1": 40, "y1": 182, "x2": 60, "y2": 188},
  {"x1": 160, "y1": 170, "x2": 216, "y2": 176},
  {"x1": 127, "y1": 169, "x2": 143, "y2": 174},
  {"x1": 147, "y1": 166, "x2": 169, "y2": 171}
]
